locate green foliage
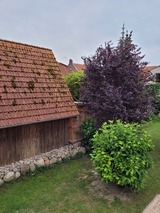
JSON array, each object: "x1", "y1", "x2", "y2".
[
  {"x1": 65, "y1": 70, "x2": 84, "y2": 101},
  {"x1": 81, "y1": 27, "x2": 149, "y2": 127},
  {"x1": 62, "y1": 152, "x2": 84, "y2": 163},
  {"x1": 147, "y1": 82, "x2": 160, "y2": 114},
  {"x1": 27, "y1": 80, "x2": 35, "y2": 91},
  {"x1": 0, "y1": 121, "x2": 160, "y2": 212},
  {"x1": 91, "y1": 120, "x2": 154, "y2": 191},
  {"x1": 80, "y1": 118, "x2": 96, "y2": 152},
  {"x1": 147, "y1": 82, "x2": 160, "y2": 95},
  {"x1": 155, "y1": 96, "x2": 160, "y2": 113},
  {"x1": 147, "y1": 113, "x2": 160, "y2": 123},
  {"x1": 3, "y1": 61, "x2": 11, "y2": 69},
  {"x1": 11, "y1": 76, "x2": 17, "y2": 89}
]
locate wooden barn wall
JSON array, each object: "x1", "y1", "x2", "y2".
[
  {"x1": 0, "y1": 119, "x2": 69, "y2": 166},
  {"x1": 68, "y1": 103, "x2": 90, "y2": 144}
]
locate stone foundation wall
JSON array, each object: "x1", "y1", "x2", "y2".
[{"x1": 0, "y1": 144, "x2": 85, "y2": 186}]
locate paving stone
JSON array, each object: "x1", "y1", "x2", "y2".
[{"x1": 143, "y1": 194, "x2": 160, "y2": 213}]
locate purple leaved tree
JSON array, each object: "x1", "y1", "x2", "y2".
[{"x1": 80, "y1": 28, "x2": 150, "y2": 127}]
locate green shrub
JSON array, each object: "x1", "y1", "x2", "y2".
[
  {"x1": 147, "y1": 82, "x2": 160, "y2": 114},
  {"x1": 148, "y1": 113, "x2": 160, "y2": 122},
  {"x1": 80, "y1": 118, "x2": 96, "y2": 152},
  {"x1": 91, "y1": 120, "x2": 154, "y2": 191},
  {"x1": 147, "y1": 82, "x2": 160, "y2": 95},
  {"x1": 65, "y1": 70, "x2": 84, "y2": 101},
  {"x1": 155, "y1": 96, "x2": 160, "y2": 113}
]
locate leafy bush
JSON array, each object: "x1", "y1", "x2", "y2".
[
  {"x1": 147, "y1": 113, "x2": 160, "y2": 123},
  {"x1": 147, "y1": 82, "x2": 160, "y2": 114},
  {"x1": 91, "y1": 120, "x2": 154, "y2": 191},
  {"x1": 80, "y1": 118, "x2": 96, "y2": 152},
  {"x1": 147, "y1": 82, "x2": 160, "y2": 95},
  {"x1": 65, "y1": 70, "x2": 84, "y2": 101},
  {"x1": 155, "y1": 96, "x2": 160, "y2": 113}
]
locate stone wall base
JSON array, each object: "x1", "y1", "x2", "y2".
[{"x1": 0, "y1": 144, "x2": 86, "y2": 185}]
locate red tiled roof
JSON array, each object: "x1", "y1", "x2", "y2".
[
  {"x1": 142, "y1": 66, "x2": 157, "y2": 78},
  {"x1": 58, "y1": 62, "x2": 68, "y2": 75},
  {"x1": 73, "y1": 63, "x2": 85, "y2": 71},
  {"x1": 143, "y1": 66, "x2": 157, "y2": 72},
  {"x1": 0, "y1": 39, "x2": 79, "y2": 129}
]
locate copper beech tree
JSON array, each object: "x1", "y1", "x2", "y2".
[{"x1": 81, "y1": 29, "x2": 150, "y2": 127}]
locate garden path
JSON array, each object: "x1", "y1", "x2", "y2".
[{"x1": 143, "y1": 194, "x2": 160, "y2": 213}]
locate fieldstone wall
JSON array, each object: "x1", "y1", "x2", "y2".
[{"x1": 0, "y1": 144, "x2": 85, "y2": 186}]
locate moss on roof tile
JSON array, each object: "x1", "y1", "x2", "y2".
[{"x1": 0, "y1": 39, "x2": 79, "y2": 128}]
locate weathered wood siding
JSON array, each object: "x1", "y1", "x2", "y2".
[
  {"x1": 0, "y1": 119, "x2": 69, "y2": 166},
  {"x1": 68, "y1": 103, "x2": 90, "y2": 144}
]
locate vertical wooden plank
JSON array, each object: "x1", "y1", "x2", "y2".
[
  {"x1": 64, "y1": 118, "x2": 69, "y2": 146},
  {"x1": 0, "y1": 118, "x2": 70, "y2": 166}
]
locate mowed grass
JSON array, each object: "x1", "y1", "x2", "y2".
[{"x1": 0, "y1": 120, "x2": 160, "y2": 213}]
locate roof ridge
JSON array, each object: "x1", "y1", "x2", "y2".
[
  {"x1": 0, "y1": 38, "x2": 52, "y2": 51},
  {"x1": 59, "y1": 62, "x2": 67, "y2": 66},
  {"x1": 73, "y1": 62, "x2": 84, "y2": 65}
]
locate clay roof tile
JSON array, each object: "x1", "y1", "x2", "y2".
[{"x1": 0, "y1": 39, "x2": 79, "y2": 128}]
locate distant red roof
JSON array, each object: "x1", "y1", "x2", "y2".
[
  {"x1": 143, "y1": 66, "x2": 157, "y2": 72},
  {"x1": 59, "y1": 59, "x2": 85, "y2": 75},
  {"x1": 0, "y1": 39, "x2": 79, "y2": 129},
  {"x1": 67, "y1": 59, "x2": 85, "y2": 73},
  {"x1": 142, "y1": 66, "x2": 157, "y2": 79},
  {"x1": 58, "y1": 62, "x2": 68, "y2": 75},
  {"x1": 73, "y1": 63, "x2": 85, "y2": 71}
]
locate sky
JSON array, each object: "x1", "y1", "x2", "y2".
[{"x1": 0, "y1": 0, "x2": 160, "y2": 66}]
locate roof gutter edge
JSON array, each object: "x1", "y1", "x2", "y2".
[{"x1": 0, "y1": 114, "x2": 79, "y2": 130}]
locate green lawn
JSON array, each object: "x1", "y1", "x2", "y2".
[{"x1": 0, "y1": 120, "x2": 160, "y2": 213}]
